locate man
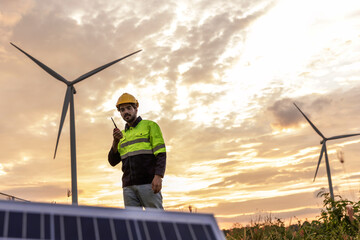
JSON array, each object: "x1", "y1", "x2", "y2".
[{"x1": 108, "y1": 93, "x2": 166, "y2": 209}]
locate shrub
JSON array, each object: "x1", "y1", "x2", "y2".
[{"x1": 225, "y1": 191, "x2": 360, "y2": 239}]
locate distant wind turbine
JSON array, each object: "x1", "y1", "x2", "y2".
[
  {"x1": 11, "y1": 42, "x2": 141, "y2": 204},
  {"x1": 294, "y1": 103, "x2": 360, "y2": 200}
]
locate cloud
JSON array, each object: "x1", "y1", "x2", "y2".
[
  {"x1": 4, "y1": 184, "x2": 71, "y2": 202},
  {"x1": 200, "y1": 191, "x2": 323, "y2": 215},
  {"x1": 216, "y1": 207, "x2": 321, "y2": 228},
  {"x1": 179, "y1": 4, "x2": 275, "y2": 85},
  {"x1": 1, "y1": 0, "x2": 360, "y2": 230},
  {"x1": 211, "y1": 166, "x2": 313, "y2": 186}
]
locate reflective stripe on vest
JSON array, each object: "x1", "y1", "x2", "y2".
[{"x1": 120, "y1": 138, "x2": 150, "y2": 148}]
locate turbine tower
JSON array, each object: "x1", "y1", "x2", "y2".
[
  {"x1": 294, "y1": 103, "x2": 360, "y2": 200},
  {"x1": 11, "y1": 42, "x2": 141, "y2": 204}
]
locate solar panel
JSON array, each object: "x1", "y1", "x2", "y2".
[{"x1": 0, "y1": 200, "x2": 225, "y2": 240}]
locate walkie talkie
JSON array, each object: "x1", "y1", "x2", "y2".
[{"x1": 111, "y1": 117, "x2": 118, "y2": 129}]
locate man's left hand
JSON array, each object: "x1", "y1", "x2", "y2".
[{"x1": 152, "y1": 175, "x2": 162, "y2": 193}]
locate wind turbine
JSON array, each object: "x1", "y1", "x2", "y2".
[
  {"x1": 294, "y1": 103, "x2": 360, "y2": 200},
  {"x1": 11, "y1": 42, "x2": 141, "y2": 204}
]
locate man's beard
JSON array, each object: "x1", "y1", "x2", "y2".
[{"x1": 124, "y1": 114, "x2": 136, "y2": 123}]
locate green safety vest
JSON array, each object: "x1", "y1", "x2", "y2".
[{"x1": 118, "y1": 119, "x2": 166, "y2": 159}]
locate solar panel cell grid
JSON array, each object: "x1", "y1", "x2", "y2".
[
  {"x1": 145, "y1": 221, "x2": 163, "y2": 240},
  {"x1": 8, "y1": 211, "x2": 23, "y2": 238},
  {"x1": 192, "y1": 224, "x2": 211, "y2": 240},
  {"x1": 113, "y1": 219, "x2": 131, "y2": 240},
  {"x1": 206, "y1": 224, "x2": 217, "y2": 240},
  {"x1": 64, "y1": 215, "x2": 78, "y2": 240},
  {"x1": 161, "y1": 222, "x2": 179, "y2": 240},
  {"x1": 45, "y1": 214, "x2": 51, "y2": 239},
  {"x1": 130, "y1": 219, "x2": 140, "y2": 240},
  {"x1": 80, "y1": 216, "x2": 96, "y2": 240},
  {"x1": 54, "y1": 215, "x2": 61, "y2": 240},
  {"x1": 177, "y1": 223, "x2": 193, "y2": 240},
  {"x1": 97, "y1": 218, "x2": 113, "y2": 240},
  {"x1": 0, "y1": 214, "x2": 220, "y2": 240},
  {"x1": 27, "y1": 213, "x2": 41, "y2": 239},
  {"x1": 138, "y1": 220, "x2": 147, "y2": 240},
  {"x1": 0, "y1": 211, "x2": 4, "y2": 237},
  {"x1": 0, "y1": 201, "x2": 225, "y2": 240}
]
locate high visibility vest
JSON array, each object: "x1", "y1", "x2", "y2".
[{"x1": 118, "y1": 119, "x2": 166, "y2": 159}]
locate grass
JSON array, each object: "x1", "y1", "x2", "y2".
[{"x1": 223, "y1": 191, "x2": 360, "y2": 239}]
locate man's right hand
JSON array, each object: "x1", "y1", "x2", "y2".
[
  {"x1": 112, "y1": 128, "x2": 123, "y2": 153},
  {"x1": 113, "y1": 128, "x2": 123, "y2": 141}
]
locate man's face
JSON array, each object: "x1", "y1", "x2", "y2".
[{"x1": 118, "y1": 103, "x2": 138, "y2": 123}]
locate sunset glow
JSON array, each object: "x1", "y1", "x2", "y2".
[{"x1": 1, "y1": 0, "x2": 360, "y2": 229}]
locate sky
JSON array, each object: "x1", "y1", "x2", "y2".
[{"x1": 1, "y1": 0, "x2": 360, "y2": 229}]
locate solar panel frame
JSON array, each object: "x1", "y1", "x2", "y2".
[{"x1": 0, "y1": 200, "x2": 225, "y2": 240}]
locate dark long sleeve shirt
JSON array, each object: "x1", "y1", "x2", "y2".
[{"x1": 108, "y1": 116, "x2": 166, "y2": 187}]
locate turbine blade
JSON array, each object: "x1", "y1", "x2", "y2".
[
  {"x1": 314, "y1": 143, "x2": 325, "y2": 182},
  {"x1": 54, "y1": 87, "x2": 71, "y2": 159},
  {"x1": 71, "y1": 49, "x2": 142, "y2": 85},
  {"x1": 293, "y1": 103, "x2": 326, "y2": 139},
  {"x1": 10, "y1": 42, "x2": 70, "y2": 85},
  {"x1": 328, "y1": 133, "x2": 360, "y2": 141}
]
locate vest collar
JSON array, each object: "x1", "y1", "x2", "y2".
[{"x1": 125, "y1": 116, "x2": 142, "y2": 131}]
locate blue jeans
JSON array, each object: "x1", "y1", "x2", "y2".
[{"x1": 123, "y1": 184, "x2": 163, "y2": 209}]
